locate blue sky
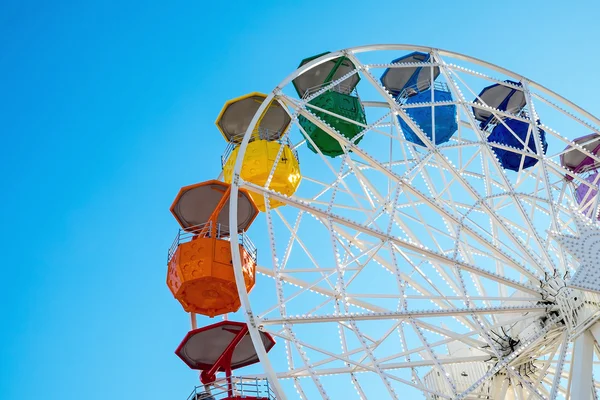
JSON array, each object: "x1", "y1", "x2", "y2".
[{"x1": 1, "y1": 1, "x2": 600, "y2": 399}]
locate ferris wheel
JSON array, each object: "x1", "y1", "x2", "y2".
[{"x1": 167, "y1": 45, "x2": 600, "y2": 400}]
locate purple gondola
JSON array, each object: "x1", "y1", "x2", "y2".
[
  {"x1": 575, "y1": 172, "x2": 600, "y2": 219},
  {"x1": 561, "y1": 132, "x2": 600, "y2": 180}
]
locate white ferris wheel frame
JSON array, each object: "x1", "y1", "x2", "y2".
[{"x1": 225, "y1": 44, "x2": 600, "y2": 400}]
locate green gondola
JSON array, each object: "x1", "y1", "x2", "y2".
[{"x1": 293, "y1": 52, "x2": 367, "y2": 157}]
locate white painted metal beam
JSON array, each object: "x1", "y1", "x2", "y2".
[
  {"x1": 571, "y1": 330, "x2": 594, "y2": 400},
  {"x1": 259, "y1": 305, "x2": 547, "y2": 325}
]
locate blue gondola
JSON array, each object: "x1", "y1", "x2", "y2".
[
  {"x1": 488, "y1": 118, "x2": 548, "y2": 171},
  {"x1": 473, "y1": 80, "x2": 547, "y2": 171},
  {"x1": 380, "y1": 52, "x2": 457, "y2": 147},
  {"x1": 473, "y1": 80, "x2": 526, "y2": 129},
  {"x1": 397, "y1": 83, "x2": 458, "y2": 146}
]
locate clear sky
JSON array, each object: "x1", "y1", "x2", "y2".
[{"x1": 1, "y1": 1, "x2": 599, "y2": 399}]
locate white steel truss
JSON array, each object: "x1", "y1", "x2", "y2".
[{"x1": 225, "y1": 45, "x2": 600, "y2": 399}]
